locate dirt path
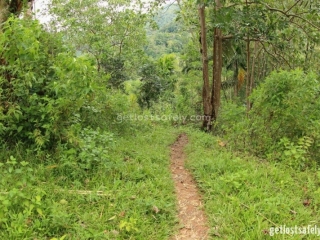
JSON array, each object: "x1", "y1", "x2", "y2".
[{"x1": 170, "y1": 134, "x2": 209, "y2": 240}]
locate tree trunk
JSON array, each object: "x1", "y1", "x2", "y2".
[
  {"x1": 246, "y1": 39, "x2": 251, "y2": 113},
  {"x1": 248, "y1": 41, "x2": 258, "y2": 110},
  {"x1": 211, "y1": 27, "x2": 222, "y2": 121},
  {"x1": 245, "y1": 0, "x2": 252, "y2": 112},
  {"x1": 199, "y1": 4, "x2": 212, "y2": 131},
  {"x1": 211, "y1": 0, "x2": 222, "y2": 122}
]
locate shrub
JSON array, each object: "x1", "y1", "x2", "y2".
[
  {"x1": 247, "y1": 69, "x2": 320, "y2": 166},
  {"x1": 0, "y1": 17, "x2": 104, "y2": 149},
  {"x1": 217, "y1": 69, "x2": 320, "y2": 168}
]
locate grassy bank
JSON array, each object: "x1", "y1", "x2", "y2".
[
  {"x1": 0, "y1": 125, "x2": 180, "y2": 239},
  {"x1": 184, "y1": 129, "x2": 320, "y2": 239}
]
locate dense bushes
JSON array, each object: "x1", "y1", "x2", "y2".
[
  {"x1": 0, "y1": 17, "x2": 149, "y2": 238},
  {"x1": 0, "y1": 17, "x2": 131, "y2": 151},
  {"x1": 218, "y1": 69, "x2": 320, "y2": 168},
  {"x1": 0, "y1": 18, "x2": 98, "y2": 148}
]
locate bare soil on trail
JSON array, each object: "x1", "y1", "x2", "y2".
[{"x1": 170, "y1": 134, "x2": 209, "y2": 240}]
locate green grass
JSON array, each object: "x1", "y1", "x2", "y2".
[
  {"x1": 184, "y1": 128, "x2": 320, "y2": 240},
  {"x1": 0, "y1": 125, "x2": 180, "y2": 239},
  {"x1": 4, "y1": 123, "x2": 320, "y2": 240}
]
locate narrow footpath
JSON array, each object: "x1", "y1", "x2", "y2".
[{"x1": 170, "y1": 134, "x2": 209, "y2": 240}]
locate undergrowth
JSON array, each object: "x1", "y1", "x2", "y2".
[{"x1": 0, "y1": 125, "x2": 179, "y2": 239}]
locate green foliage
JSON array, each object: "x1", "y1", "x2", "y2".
[
  {"x1": 153, "y1": 4, "x2": 180, "y2": 31},
  {"x1": 218, "y1": 69, "x2": 320, "y2": 168},
  {"x1": 137, "y1": 63, "x2": 162, "y2": 108},
  {"x1": 278, "y1": 136, "x2": 315, "y2": 170},
  {"x1": 177, "y1": 0, "x2": 320, "y2": 116},
  {"x1": 216, "y1": 101, "x2": 248, "y2": 147},
  {"x1": 172, "y1": 38, "x2": 203, "y2": 122},
  {"x1": 101, "y1": 56, "x2": 127, "y2": 88},
  {"x1": 59, "y1": 128, "x2": 115, "y2": 176},
  {"x1": 175, "y1": 71, "x2": 202, "y2": 121},
  {"x1": 0, "y1": 156, "x2": 44, "y2": 238},
  {"x1": 210, "y1": 0, "x2": 320, "y2": 71},
  {"x1": 157, "y1": 54, "x2": 177, "y2": 78},
  {"x1": 50, "y1": 0, "x2": 148, "y2": 84},
  {"x1": 145, "y1": 32, "x2": 188, "y2": 58},
  {"x1": 157, "y1": 54, "x2": 178, "y2": 99},
  {"x1": 248, "y1": 69, "x2": 320, "y2": 163},
  {"x1": 145, "y1": 4, "x2": 189, "y2": 58},
  {"x1": 0, "y1": 17, "x2": 102, "y2": 149},
  {"x1": 138, "y1": 55, "x2": 177, "y2": 108},
  {"x1": 2, "y1": 0, "x2": 320, "y2": 239},
  {"x1": 0, "y1": 125, "x2": 179, "y2": 239}
]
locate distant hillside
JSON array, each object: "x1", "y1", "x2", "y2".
[
  {"x1": 145, "y1": 3, "x2": 189, "y2": 58},
  {"x1": 154, "y1": 4, "x2": 180, "y2": 31}
]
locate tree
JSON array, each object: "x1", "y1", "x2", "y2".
[
  {"x1": 212, "y1": 0, "x2": 320, "y2": 110},
  {"x1": 138, "y1": 54, "x2": 177, "y2": 108},
  {"x1": 197, "y1": 0, "x2": 222, "y2": 130},
  {"x1": 211, "y1": 0, "x2": 222, "y2": 121},
  {"x1": 178, "y1": 0, "x2": 320, "y2": 130},
  {"x1": 49, "y1": 0, "x2": 150, "y2": 87},
  {"x1": 137, "y1": 63, "x2": 162, "y2": 108},
  {"x1": 198, "y1": 3, "x2": 211, "y2": 130}
]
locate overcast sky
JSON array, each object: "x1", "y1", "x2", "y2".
[{"x1": 33, "y1": 0, "x2": 51, "y2": 23}]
